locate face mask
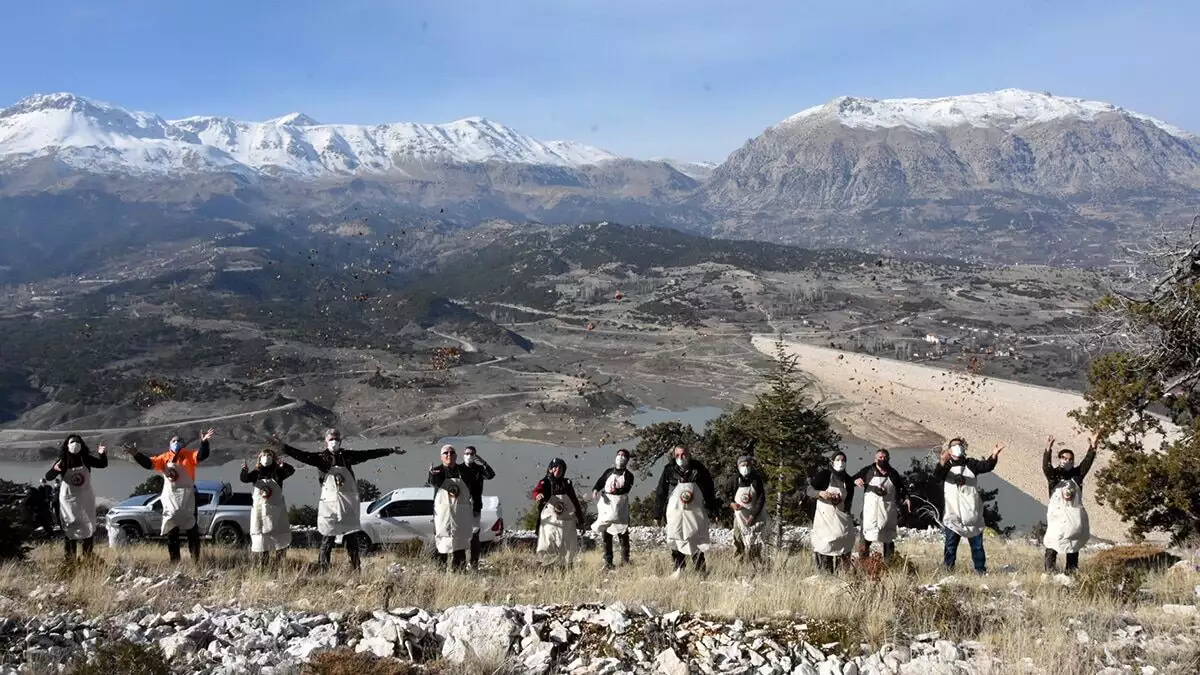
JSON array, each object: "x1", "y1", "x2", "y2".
[
  {"x1": 326, "y1": 439, "x2": 341, "y2": 452},
  {"x1": 832, "y1": 460, "x2": 846, "y2": 472},
  {"x1": 738, "y1": 465, "x2": 750, "y2": 477},
  {"x1": 615, "y1": 456, "x2": 627, "y2": 468},
  {"x1": 260, "y1": 455, "x2": 273, "y2": 467},
  {"x1": 950, "y1": 444, "x2": 964, "y2": 458},
  {"x1": 675, "y1": 457, "x2": 687, "y2": 468},
  {"x1": 68, "y1": 441, "x2": 82, "y2": 455},
  {"x1": 169, "y1": 441, "x2": 182, "y2": 452},
  {"x1": 1060, "y1": 459, "x2": 1073, "y2": 470},
  {"x1": 463, "y1": 454, "x2": 475, "y2": 465},
  {"x1": 877, "y1": 458, "x2": 889, "y2": 468}
]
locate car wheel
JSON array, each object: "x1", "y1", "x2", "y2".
[
  {"x1": 213, "y1": 522, "x2": 244, "y2": 548},
  {"x1": 358, "y1": 532, "x2": 379, "y2": 555},
  {"x1": 119, "y1": 522, "x2": 144, "y2": 541}
]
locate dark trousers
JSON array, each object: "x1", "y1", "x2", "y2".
[
  {"x1": 943, "y1": 528, "x2": 986, "y2": 573},
  {"x1": 166, "y1": 526, "x2": 201, "y2": 563},
  {"x1": 260, "y1": 550, "x2": 287, "y2": 569},
  {"x1": 671, "y1": 550, "x2": 706, "y2": 573},
  {"x1": 63, "y1": 538, "x2": 94, "y2": 560},
  {"x1": 866, "y1": 540, "x2": 897, "y2": 559},
  {"x1": 814, "y1": 553, "x2": 843, "y2": 573},
  {"x1": 319, "y1": 534, "x2": 362, "y2": 570},
  {"x1": 438, "y1": 550, "x2": 468, "y2": 572},
  {"x1": 602, "y1": 532, "x2": 631, "y2": 566},
  {"x1": 1044, "y1": 549, "x2": 1079, "y2": 573},
  {"x1": 733, "y1": 532, "x2": 763, "y2": 562},
  {"x1": 470, "y1": 511, "x2": 483, "y2": 567}
]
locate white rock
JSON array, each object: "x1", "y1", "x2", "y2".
[
  {"x1": 656, "y1": 648, "x2": 690, "y2": 675},
  {"x1": 1162, "y1": 604, "x2": 1198, "y2": 617},
  {"x1": 355, "y1": 636, "x2": 394, "y2": 658},
  {"x1": 843, "y1": 663, "x2": 859, "y2": 675},
  {"x1": 522, "y1": 641, "x2": 556, "y2": 673},
  {"x1": 934, "y1": 640, "x2": 960, "y2": 663},
  {"x1": 436, "y1": 605, "x2": 520, "y2": 664},
  {"x1": 158, "y1": 635, "x2": 196, "y2": 661}
]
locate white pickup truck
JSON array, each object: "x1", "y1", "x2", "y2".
[
  {"x1": 358, "y1": 487, "x2": 504, "y2": 549},
  {"x1": 104, "y1": 480, "x2": 253, "y2": 547}
]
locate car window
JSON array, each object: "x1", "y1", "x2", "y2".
[
  {"x1": 117, "y1": 495, "x2": 156, "y2": 508},
  {"x1": 378, "y1": 500, "x2": 434, "y2": 518},
  {"x1": 196, "y1": 492, "x2": 214, "y2": 508},
  {"x1": 366, "y1": 494, "x2": 390, "y2": 514}
]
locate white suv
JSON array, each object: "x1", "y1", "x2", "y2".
[{"x1": 358, "y1": 487, "x2": 504, "y2": 549}]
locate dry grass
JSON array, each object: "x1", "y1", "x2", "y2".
[{"x1": 2, "y1": 540, "x2": 1199, "y2": 674}]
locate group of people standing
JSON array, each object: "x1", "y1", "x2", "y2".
[{"x1": 37, "y1": 426, "x2": 1099, "y2": 577}]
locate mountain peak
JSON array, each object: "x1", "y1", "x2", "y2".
[
  {"x1": 268, "y1": 112, "x2": 321, "y2": 126},
  {"x1": 782, "y1": 88, "x2": 1191, "y2": 137},
  {"x1": 3, "y1": 92, "x2": 110, "y2": 117}
]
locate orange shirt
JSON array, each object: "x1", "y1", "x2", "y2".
[{"x1": 150, "y1": 449, "x2": 200, "y2": 482}]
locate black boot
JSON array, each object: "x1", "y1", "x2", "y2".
[
  {"x1": 318, "y1": 536, "x2": 336, "y2": 570},
  {"x1": 166, "y1": 528, "x2": 183, "y2": 564},
  {"x1": 618, "y1": 533, "x2": 631, "y2": 565},
  {"x1": 1043, "y1": 548, "x2": 1058, "y2": 573},
  {"x1": 602, "y1": 533, "x2": 615, "y2": 570}
]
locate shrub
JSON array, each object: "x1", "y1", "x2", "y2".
[
  {"x1": 66, "y1": 640, "x2": 171, "y2": 675},
  {"x1": 289, "y1": 504, "x2": 318, "y2": 527},
  {"x1": 1078, "y1": 561, "x2": 1147, "y2": 604},
  {"x1": 130, "y1": 475, "x2": 164, "y2": 498},
  {"x1": 303, "y1": 648, "x2": 420, "y2": 675},
  {"x1": 357, "y1": 479, "x2": 381, "y2": 502},
  {"x1": 0, "y1": 478, "x2": 33, "y2": 561}
]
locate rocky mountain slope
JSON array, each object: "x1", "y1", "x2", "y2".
[{"x1": 1, "y1": 89, "x2": 1198, "y2": 267}]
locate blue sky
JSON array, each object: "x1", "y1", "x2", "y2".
[{"x1": 2, "y1": 0, "x2": 1196, "y2": 162}]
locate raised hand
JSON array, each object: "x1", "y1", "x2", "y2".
[
  {"x1": 201, "y1": 428, "x2": 216, "y2": 442},
  {"x1": 97, "y1": 444, "x2": 107, "y2": 455},
  {"x1": 1089, "y1": 430, "x2": 1103, "y2": 449},
  {"x1": 992, "y1": 443, "x2": 1005, "y2": 458},
  {"x1": 121, "y1": 442, "x2": 138, "y2": 456},
  {"x1": 1047, "y1": 436, "x2": 1055, "y2": 448},
  {"x1": 52, "y1": 461, "x2": 62, "y2": 472}
]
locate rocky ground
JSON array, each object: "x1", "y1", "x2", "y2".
[{"x1": 1, "y1": 531, "x2": 1198, "y2": 674}]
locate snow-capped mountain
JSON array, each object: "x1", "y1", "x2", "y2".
[
  {"x1": 651, "y1": 158, "x2": 717, "y2": 181},
  {"x1": 0, "y1": 93, "x2": 621, "y2": 177}
]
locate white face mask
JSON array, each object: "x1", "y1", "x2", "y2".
[
  {"x1": 326, "y1": 439, "x2": 341, "y2": 452},
  {"x1": 68, "y1": 441, "x2": 82, "y2": 455},
  {"x1": 950, "y1": 444, "x2": 965, "y2": 458},
  {"x1": 615, "y1": 456, "x2": 627, "y2": 468},
  {"x1": 463, "y1": 453, "x2": 475, "y2": 465},
  {"x1": 832, "y1": 460, "x2": 846, "y2": 472},
  {"x1": 259, "y1": 455, "x2": 273, "y2": 467},
  {"x1": 738, "y1": 465, "x2": 750, "y2": 477},
  {"x1": 675, "y1": 457, "x2": 687, "y2": 468},
  {"x1": 169, "y1": 440, "x2": 182, "y2": 452}
]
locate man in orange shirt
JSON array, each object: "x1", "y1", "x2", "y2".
[{"x1": 127, "y1": 428, "x2": 215, "y2": 563}]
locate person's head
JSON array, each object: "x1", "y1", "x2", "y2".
[
  {"x1": 548, "y1": 457, "x2": 566, "y2": 478},
  {"x1": 673, "y1": 446, "x2": 690, "y2": 468},
  {"x1": 737, "y1": 455, "x2": 754, "y2": 477},
  {"x1": 440, "y1": 444, "x2": 457, "y2": 467},
  {"x1": 948, "y1": 438, "x2": 968, "y2": 459},
  {"x1": 324, "y1": 428, "x2": 342, "y2": 453},
  {"x1": 463, "y1": 445, "x2": 477, "y2": 465},
  {"x1": 61, "y1": 434, "x2": 88, "y2": 457},
  {"x1": 614, "y1": 448, "x2": 630, "y2": 469},
  {"x1": 169, "y1": 434, "x2": 183, "y2": 453},
  {"x1": 831, "y1": 451, "x2": 847, "y2": 473},
  {"x1": 1058, "y1": 448, "x2": 1075, "y2": 469},
  {"x1": 875, "y1": 448, "x2": 891, "y2": 468},
  {"x1": 258, "y1": 447, "x2": 278, "y2": 467}
]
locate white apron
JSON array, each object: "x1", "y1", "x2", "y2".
[
  {"x1": 317, "y1": 465, "x2": 360, "y2": 537},
  {"x1": 537, "y1": 494, "x2": 579, "y2": 559},
  {"x1": 943, "y1": 465, "x2": 984, "y2": 538},
  {"x1": 433, "y1": 477, "x2": 475, "y2": 554},
  {"x1": 733, "y1": 484, "x2": 768, "y2": 546},
  {"x1": 1043, "y1": 479, "x2": 1090, "y2": 554},
  {"x1": 591, "y1": 472, "x2": 630, "y2": 536},
  {"x1": 665, "y1": 481, "x2": 711, "y2": 555},
  {"x1": 862, "y1": 473, "x2": 899, "y2": 543},
  {"x1": 250, "y1": 476, "x2": 291, "y2": 553},
  {"x1": 160, "y1": 461, "x2": 197, "y2": 535},
  {"x1": 59, "y1": 466, "x2": 97, "y2": 541},
  {"x1": 811, "y1": 484, "x2": 855, "y2": 556}
]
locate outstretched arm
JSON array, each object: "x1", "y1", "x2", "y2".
[
  {"x1": 86, "y1": 446, "x2": 109, "y2": 469},
  {"x1": 1078, "y1": 447, "x2": 1097, "y2": 479},
  {"x1": 1042, "y1": 436, "x2": 1054, "y2": 478},
  {"x1": 279, "y1": 462, "x2": 297, "y2": 481},
  {"x1": 280, "y1": 443, "x2": 325, "y2": 469},
  {"x1": 347, "y1": 448, "x2": 398, "y2": 465},
  {"x1": 196, "y1": 428, "x2": 215, "y2": 463}
]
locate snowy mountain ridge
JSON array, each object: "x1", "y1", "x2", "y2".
[
  {"x1": 782, "y1": 88, "x2": 1193, "y2": 137},
  {"x1": 0, "y1": 92, "x2": 622, "y2": 177}
]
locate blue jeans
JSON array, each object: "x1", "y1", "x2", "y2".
[{"x1": 943, "y1": 528, "x2": 986, "y2": 573}]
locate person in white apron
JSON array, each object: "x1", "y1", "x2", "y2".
[
  {"x1": 128, "y1": 429, "x2": 216, "y2": 563},
  {"x1": 807, "y1": 452, "x2": 857, "y2": 573},
  {"x1": 853, "y1": 448, "x2": 910, "y2": 560},
  {"x1": 533, "y1": 458, "x2": 586, "y2": 568},
  {"x1": 279, "y1": 428, "x2": 405, "y2": 571},
  {"x1": 934, "y1": 437, "x2": 1004, "y2": 573},
  {"x1": 654, "y1": 446, "x2": 718, "y2": 577},
  {"x1": 44, "y1": 435, "x2": 107, "y2": 561},
  {"x1": 725, "y1": 455, "x2": 768, "y2": 564},
  {"x1": 1042, "y1": 435, "x2": 1097, "y2": 573},
  {"x1": 427, "y1": 445, "x2": 476, "y2": 572},
  {"x1": 591, "y1": 448, "x2": 634, "y2": 570},
  {"x1": 460, "y1": 445, "x2": 496, "y2": 570},
  {"x1": 240, "y1": 447, "x2": 296, "y2": 569}
]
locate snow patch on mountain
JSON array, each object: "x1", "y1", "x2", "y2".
[
  {"x1": 0, "y1": 93, "x2": 622, "y2": 177},
  {"x1": 651, "y1": 158, "x2": 717, "y2": 180},
  {"x1": 781, "y1": 88, "x2": 1193, "y2": 138}
]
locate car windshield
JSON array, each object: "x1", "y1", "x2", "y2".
[
  {"x1": 115, "y1": 495, "x2": 157, "y2": 508},
  {"x1": 366, "y1": 494, "x2": 391, "y2": 514}
]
